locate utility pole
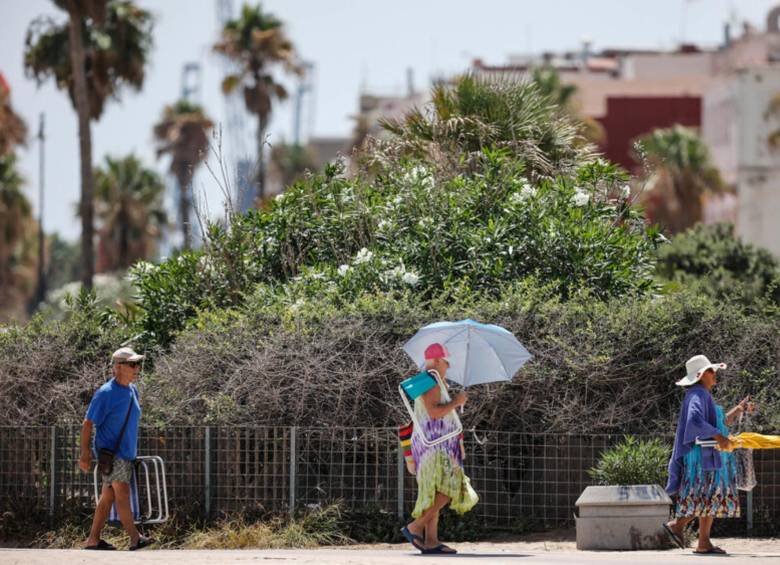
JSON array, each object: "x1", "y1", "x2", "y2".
[{"x1": 32, "y1": 113, "x2": 46, "y2": 311}]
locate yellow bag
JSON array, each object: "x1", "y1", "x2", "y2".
[{"x1": 723, "y1": 432, "x2": 780, "y2": 451}]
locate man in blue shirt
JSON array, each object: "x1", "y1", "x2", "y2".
[{"x1": 79, "y1": 347, "x2": 153, "y2": 550}]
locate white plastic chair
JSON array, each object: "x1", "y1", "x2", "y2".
[
  {"x1": 93, "y1": 455, "x2": 169, "y2": 524},
  {"x1": 399, "y1": 369, "x2": 463, "y2": 448}
]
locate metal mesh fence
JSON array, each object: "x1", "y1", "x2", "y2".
[{"x1": 0, "y1": 426, "x2": 777, "y2": 531}]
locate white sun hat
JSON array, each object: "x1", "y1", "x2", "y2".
[{"x1": 676, "y1": 354, "x2": 727, "y2": 387}]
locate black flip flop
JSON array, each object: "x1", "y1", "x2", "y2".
[
  {"x1": 400, "y1": 527, "x2": 425, "y2": 551},
  {"x1": 662, "y1": 523, "x2": 685, "y2": 549},
  {"x1": 84, "y1": 539, "x2": 116, "y2": 550},
  {"x1": 422, "y1": 544, "x2": 457, "y2": 555},
  {"x1": 129, "y1": 536, "x2": 155, "y2": 551},
  {"x1": 694, "y1": 546, "x2": 727, "y2": 555}
]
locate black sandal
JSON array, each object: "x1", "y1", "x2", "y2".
[
  {"x1": 662, "y1": 523, "x2": 685, "y2": 549},
  {"x1": 400, "y1": 526, "x2": 425, "y2": 551},
  {"x1": 422, "y1": 544, "x2": 457, "y2": 555},
  {"x1": 129, "y1": 536, "x2": 155, "y2": 551},
  {"x1": 84, "y1": 539, "x2": 116, "y2": 550},
  {"x1": 693, "y1": 546, "x2": 727, "y2": 555}
]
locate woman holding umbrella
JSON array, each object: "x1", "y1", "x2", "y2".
[{"x1": 401, "y1": 343, "x2": 478, "y2": 555}]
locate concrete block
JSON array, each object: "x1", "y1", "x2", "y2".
[{"x1": 575, "y1": 485, "x2": 672, "y2": 550}]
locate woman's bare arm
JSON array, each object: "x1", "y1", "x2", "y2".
[{"x1": 422, "y1": 385, "x2": 465, "y2": 419}]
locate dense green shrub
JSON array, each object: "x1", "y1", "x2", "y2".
[
  {"x1": 588, "y1": 436, "x2": 671, "y2": 486},
  {"x1": 132, "y1": 155, "x2": 662, "y2": 346},
  {"x1": 656, "y1": 223, "x2": 780, "y2": 306},
  {"x1": 138, "y1": 285, "x2": 778, "y2": 434},
  {"x1": 4, "y1": 280, "x2": 777, "y2": 433}
]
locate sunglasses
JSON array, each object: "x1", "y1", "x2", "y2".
[{"x1": 118, "y1": 361, "x2": 141, "y2": 368}]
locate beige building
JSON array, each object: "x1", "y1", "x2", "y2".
[{"x1": 471, "y1": 7, "x2": 780, "y2": 257}]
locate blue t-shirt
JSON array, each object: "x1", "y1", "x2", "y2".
[{"x1": 86, "y1": 378, "x2": 141, "y2": 461}]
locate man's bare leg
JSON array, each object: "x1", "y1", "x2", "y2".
[
  {"x1": 85, "y1": 483, "x2": 114, "y2": 547},
  {"x1": 111, "y1": 481, "x2": 140, "y2": 545}
]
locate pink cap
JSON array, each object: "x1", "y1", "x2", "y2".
[{"x1": 424, "y1": 343, "x2": 449, "y2": 361}]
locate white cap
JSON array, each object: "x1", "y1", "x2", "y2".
[
  {"x1": 676, "y1": 355, "x2": 727, "y2": 387},
  {"x1": 112, "y1": 347, "x2": 144, "y2": 363}
]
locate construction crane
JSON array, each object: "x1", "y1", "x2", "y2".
[
  {"x1": 181, "y1": 62, "x2": 202, "y2": 103},
  {"x1": 293, "y1": 61, "x2": 315, "y2": 147},
  {"x1": 216, "y1": 0, "x2": 251, "y2": 211}
]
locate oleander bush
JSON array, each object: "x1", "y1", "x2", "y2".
[
  {"x1": 588, "y1": 436, "x2": 671, "y2": 486},
  {"x1": 656, "y1": 222, "x2": 780, "y2": 306},
  {"x1": 131, "y1": 153, "x2": 661, "y2": 347}
]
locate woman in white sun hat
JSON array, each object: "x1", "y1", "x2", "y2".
[{"x1": 662, "y1": 354, "x2": 753, "y2": 555}]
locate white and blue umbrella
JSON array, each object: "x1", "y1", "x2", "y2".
[{"x1": 402, "y1": 319, "x2": 532, "y2": 388}]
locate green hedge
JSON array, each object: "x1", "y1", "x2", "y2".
[{"x1": 6, "y1": 285, "x2": 776, "y2": 435}]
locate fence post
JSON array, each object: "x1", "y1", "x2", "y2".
[
  {"x1": 204, "y1": 426, "x2": 211, "y2": 519},
  {"x1": 48, "y1": 425, "x2": 56, "y2": 520},
  {"x1": 289, "y1": 426, "x2": 297, "y2": 515},
  {"x1": 747, "y1": 490, "x2": 753, "y2": 531},
  {"x1": 397, "y1": 441, "x2": 404, "y2": 519}
]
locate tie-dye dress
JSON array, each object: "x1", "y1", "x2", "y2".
[
  {"x1": 675, "y1": 405, "x2": 740, "y2": 518},
  {"x1": 410, "y1": 378, "x2": 478, "y2": 518}
]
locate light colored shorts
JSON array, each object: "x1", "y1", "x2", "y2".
[{"x1": 102, "y1": 457, "x2": 134, "y2": 485}]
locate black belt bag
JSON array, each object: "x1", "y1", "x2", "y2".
[{"x1": 97, "y1": 393, "x2": 134, "y2": 476}]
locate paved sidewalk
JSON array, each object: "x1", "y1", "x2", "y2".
[{"x1": 2, "y1": 545, "x2": 780, "y2": 565}]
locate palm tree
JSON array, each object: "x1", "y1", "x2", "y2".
[
  {"x1": 153, "y1": 100, "x2": 213, "y2": 250},
  {"x1": 530, "y1": 66, "x2": 604, "y2": 145},
  {"x1": 24, "y1": 0, "x2": 153, "y2": 289},
  {"x1": 0, "y1": 153, "x2": 36, "y2": 321},
  {"x1": 380, "y1": 73, "x2": 594, "y2": 179},
  {"x1": 214, "y1": 3, "x2": 300, "y2": 200},
  {"x1": 636, "y1": 125, "x2": 724, "y2": 234},
  {"x1": 93, "y1": 155, "x2": 167, "y2": 272},
  {"x1": 0, "y1": 73, "x2": 28, "y2": 156}
]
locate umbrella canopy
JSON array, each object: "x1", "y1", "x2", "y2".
[{"x1": 403, "y1": 319, "x2": 532, "y2": 388}]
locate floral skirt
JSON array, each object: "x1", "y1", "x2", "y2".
[
  {"x1": 412, "y1": 450, "x2": 478, "y2": 518},
  {"x1": 675, "y1": 449, "x2": 740, "y2": 519}
]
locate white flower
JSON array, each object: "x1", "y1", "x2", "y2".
[
  {"x1": 290, "y1": 299, "x2": 305, "y2": 313},
  {"x1": 132, "y1": 261, "x2": 155, "y2": 276},
  {"x1": 275, "y1": 193, "x2": 285, "y2": 202},
  {"x1": 403, "y1": 165, "x2": 435, "y2": 190},
  {"x1": 377, "y1": 219, "x2": 392, "y2": 231},
  {"x1": 353, "y1": 248, "x2": 374, "y2": 265},
  {"x1": 417, "y1": 217, "x2": 434, "y2": 230},
  {"x1": 511, "y1": 182, "x2": 536, "y2": 204},
  {"x1": 310, "y1": 272, "x2": 325, "y2": 280},
  {"x1": 382, "y1": 265, "x2": 406, "y2": 282},
  {"x1": 402, "y1": 272, "x2": 420, "y2": 286},
  {"x1": 393, "y1": 195, "x2": 403, "y2": 205},
  {"x1": 620, "y1": 184, "x2": 631, "y2": 199},
  {"x1": 337, "y1": 264, "x2": 350, "y2": 276},
  {"x1": 572, "y1": 189, "x2": 590, "y2": 207}
]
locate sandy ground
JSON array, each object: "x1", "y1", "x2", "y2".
[{"x1": 2, "y1": 538, "x2": 779, "y2": 565}]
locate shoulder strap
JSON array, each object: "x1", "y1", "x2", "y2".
[{"x1": 112, "y1": 388, "x2": 136, "y2": 453}]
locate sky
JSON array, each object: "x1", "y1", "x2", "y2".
[{"x1": 1, "y1": 0, "x2": 779, "y2": 242}]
